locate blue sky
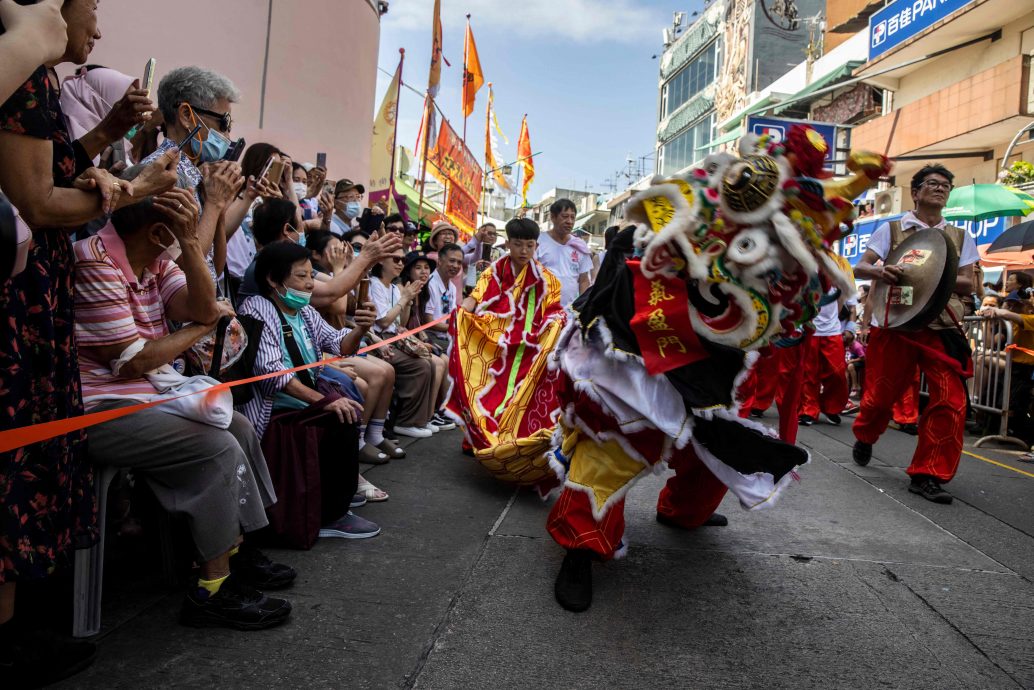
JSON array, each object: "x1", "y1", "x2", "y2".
[{"x1": 377, "y1": 0, "x2": 705, "y2": 205}]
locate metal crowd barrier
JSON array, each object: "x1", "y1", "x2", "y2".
[{"x1": 918, "y1": 315, "x2": 1027, "y2": 449}]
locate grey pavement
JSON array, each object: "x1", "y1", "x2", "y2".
[{"x1": 60, "y1": 416, "x2": 1034, "y2": 689}]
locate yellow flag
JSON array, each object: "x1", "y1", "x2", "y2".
[
  {"x1": 369, "y1": 57, "x2": 402, "y2": 196},
  {"x1": 484, "y1": 85, "x2": 512, "y2": 192},
  {"x1": 428, "y1": 0, "x2": 442, "y2": 98},
  {"x1": 517, "y1": 115, "x2": 534, "y2": 206},
  {"x1": 461, "y1": 21, "x2": 484, "y2": 118}
]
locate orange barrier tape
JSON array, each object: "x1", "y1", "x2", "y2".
[
  {"x1": 0, "y1": 314, "x2": 450, "y2": 454},
  {"x1": 1005, "y1": 343, "x2": 1034, "y2": 358}
]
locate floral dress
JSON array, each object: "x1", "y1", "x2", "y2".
[{"x1": 0, "y1": 67, "x2": 97, "y2": 584}]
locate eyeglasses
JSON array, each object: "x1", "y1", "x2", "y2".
[
  {"x1": 386, "y1": 224, "x2": 405, "y2": 233},
  {"x1": 388, "y1": 256, "x2": 404, "y2": 264},
  {"x1": 919, "y1": 180, "x2": 953, "y2": 191},
  {"x1": 188, "y1": 104, "x2": 233, "y2": 133}
]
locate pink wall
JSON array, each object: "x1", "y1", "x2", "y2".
[{"x1": 78, "y1": 0, "x2": 381, "y2": 181}]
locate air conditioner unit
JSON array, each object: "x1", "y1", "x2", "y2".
[{"x1": 874, "y1": 188, "x2": 901, "y2": 215}]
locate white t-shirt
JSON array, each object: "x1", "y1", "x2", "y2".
[
  {"x1": 812, "y1": 292, "x2": 857, "y2": 337},
  {"x1": 536, "y1": 232, "x2": 593, "y2": 305},
  {"x1": 425, "y1": 270, "x2": 458, "y2": 319},
  {"x1": 369, "y1": 279, "x2": 401, "y2": 335},
  {"x1": 866, "y1": 211, "x2": 978, "y2": 326},
  {"x1": 226, "y1": 217, "x2": 256, "y2": 279}
]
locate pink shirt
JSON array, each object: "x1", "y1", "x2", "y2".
[{"x1": 74, "y1": 223, "x2": 187, "y2": 408}]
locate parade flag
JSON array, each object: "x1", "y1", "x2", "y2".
[
  {"x1": 517, "y1": 115, "x2": 534, "y2": 206},
  {"x1": 428, "y1": 0, "x2": 443, "y2": 98},
  {"x1": 461, "y1": 20, "x2": 484, "y2": 118},
  {"x1": 369, "y1": 52, "x2": 403, "y2": 200},
  {"x1": 484, "y1": 84, "x2": 512, "y2": 193}
]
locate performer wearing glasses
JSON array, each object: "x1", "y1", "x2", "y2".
[{"x1": 851, "y1": 165, "x2": 978, "y2": 504}]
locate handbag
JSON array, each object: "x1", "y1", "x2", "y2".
[{"x1": 207, "y1": 314, "x2": 263, "y2": 405}]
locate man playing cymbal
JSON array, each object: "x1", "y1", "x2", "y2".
[{"x1": 851, "y1": 164, "x2": 978, "y2": 504}]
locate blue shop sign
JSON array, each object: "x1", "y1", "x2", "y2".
[
  {"x1": 836, "y1": 214, "x2": 1009, "y2": 267},
  {"x1": 869, "y1": 0, "x2": 977, "y2": 61},
  {"x1": 746, "y1": 115, "x2": 838, "y2": 168}
]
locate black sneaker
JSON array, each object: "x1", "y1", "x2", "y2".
[
  {"x1": 230, "y1": 544, "x2": 297, "y2": 591},
  {"x1": 824, "y1": 413, "x2": 841, "y2": 426},
  {"x1": 656, "y1": 512, "x2": 728, "y2": 529},
  {"x1": 900, "y1": 423, "x2": 919, "y2": 436},
  {"x1": 749, "y1": 408, "x2": 765, "y2": 418},
  {"x1": 180, "y1": 575, "x2": 292, "y2": 630},
  {"x1": 0, "y1": 627, "x2": 96, "y2": 689},
  {"x1": 908, "y1": 476, "x2": 953, "y2": 504},
  {"x1": 554, "y1": 549, "x2": 593, "y2": 612},
  {"x1": 798, "y1": 415, "x2": 815, "y2": 426},
  {"x1": 853, "y1": 440, "x2": 872, "y2": 466}
]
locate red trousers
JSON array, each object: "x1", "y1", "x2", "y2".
[
  {"x1": 892, "y1": 368, "x2": 921, "y2": 424},
  {"x1": 546, "y1": 446, "x2": 727, "y2": 560},
  {"x1": 738, "y1": 341, "x2": 807, "y2": 443},
  {"x1": 852, "y1": 328, "x2": 968, "y2": 483},
  {"x1": 800, "y1": 334, "x2": 849, "y2": 418}
]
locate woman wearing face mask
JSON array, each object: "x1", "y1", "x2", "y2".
[{"x1": 237, "y1": 241, "x2": 383, "y2": 543}]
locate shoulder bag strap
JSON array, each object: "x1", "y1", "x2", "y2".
[
  {"x1": 266, "y1": 298, "x2": 317, "y2": 390},
  {"x1": 208, "y1": 315, "x2": 233, "y2": 378}
]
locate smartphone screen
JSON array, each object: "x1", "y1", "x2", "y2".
[
  {"x1": 316, "y1": 152, "x2": 327, "y2": 169},
  {"x1": 142, "y1": 58, "x2": 156, "y2": 96}
]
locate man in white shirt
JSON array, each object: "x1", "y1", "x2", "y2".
[
  {"x1": 851, "y1": 164, "x2": 978, "y2": 504},
  {"x1": 425, "y1": 242, "x2": 463, "y2": 350},
  {"x1": 798, "y1": 285, "x2": 856, "y2": 427},
  {"x1": 535, "y1": 199, "x2": 592, "y2": 306}
]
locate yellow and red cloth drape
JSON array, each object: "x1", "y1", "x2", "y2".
[{"x1": 447, "y1": 257, "x2": 566, "y2": 492}]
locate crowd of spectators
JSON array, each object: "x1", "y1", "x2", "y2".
[{"x1": 0, "y1": 2, "x2": 568, "y2": 686}]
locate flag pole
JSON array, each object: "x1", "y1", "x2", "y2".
[
  {"x1": 417, "y1": 94, "x2": 433, "y2": 224},
  {"x1": 387, "y1": 48, "x2": 405, "y2": 216},
  {"x1": 462, "y1": 14, "x2": 471, "y2": 144}
]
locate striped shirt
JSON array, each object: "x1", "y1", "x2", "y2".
[
  {"x1": 236, "y1": 295, "x2": 353, "y2": 438},
  {"x1": 73, "y1": 223, "x2": 187, "y2": 408}
]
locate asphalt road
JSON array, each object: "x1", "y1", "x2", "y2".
[{"x1": 59, "y1": 415, "x2": 1034, "y2": 689}]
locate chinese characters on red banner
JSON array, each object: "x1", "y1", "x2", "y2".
[{"x1": 427, "y1": 119, "x2": 483, "y2": 235}]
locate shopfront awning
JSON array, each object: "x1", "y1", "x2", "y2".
[
  {"x1": 717, "y1": 94, "x2": 782, "y2": 132},
  {"x1": 701, "y1": 126, "x2": 743, "y2": 149},
  {"x1": 772, "y1": 61, "x2": 864, "y2": 115}
]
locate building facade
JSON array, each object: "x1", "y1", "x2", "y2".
[
  {"x1": 655, "y1": 0, "x2": 823, "y2": 177},
  {"x1": 74, "y1": 0, "x2": 385, "y2": 184}
]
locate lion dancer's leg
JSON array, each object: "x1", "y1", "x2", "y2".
[
  {"x1": 656, "y1": 445, "x2": 729, "y2": 528},
  {"x1": 548, "y1": 422, "x2": 655, "y2": 612},
  {"x1": 775, "y1": 336, "x2": 809, "y2": 444}
]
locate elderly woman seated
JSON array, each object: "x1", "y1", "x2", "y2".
[
  {"x1": 73, "y1": 188, "x2": 293, "y2": 631},
  {"x1": 237, "y1": 241, "x2": 382, "y2": 542}
]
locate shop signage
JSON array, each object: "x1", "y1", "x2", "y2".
[
  {"x1": 869, "y1": 0, "x2": 977, "y2": 61},
  {"x1": 746, "y1": 115, "x2": 839, "y2": 168},
  {"x1": 837, "y1": 214, "x2": 1009, "y2": 267}
]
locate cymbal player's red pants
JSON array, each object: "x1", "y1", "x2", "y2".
[{"x1": 852, "y1": 327, "x2": 969, "y2": 483}]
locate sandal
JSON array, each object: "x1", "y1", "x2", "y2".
[
  {"x1": 357, "y1": 480, "x2": 389, "y2": 502},
  {"x1": 376, "y1": 438, "x2": 406, "y2": 459},
  {"x1": 358, "y1": 444, "x2": 390, "y2": 465}
]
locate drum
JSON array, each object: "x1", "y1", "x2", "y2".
[{"x1": 870, "y1": 228, "x2": 959, "y2": 331}]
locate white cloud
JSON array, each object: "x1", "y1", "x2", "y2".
[{"x1": 383, "y1": 0, "x2": 666, "y2": 44}]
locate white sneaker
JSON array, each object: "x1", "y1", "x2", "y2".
[
  {"x1": 422, "y1": 424, "x2": 440, "y2": 434},
  {"x1": 395, "y1": 425, "x2": 433, "y2": 438}
]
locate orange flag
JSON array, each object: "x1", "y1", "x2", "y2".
[
  {"x1": 517, "y1": 115, "x2": 534, "y2": 206},
  {"x1": 428, "y1": 0, "x2": 443, "y2": 98},
  {"x1": 461, "y1": 20, "x2": 484, "y2": 118}
]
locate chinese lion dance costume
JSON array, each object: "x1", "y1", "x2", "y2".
[{"x1": 544, "y1": 125, "x2": 890, "y2": 610}]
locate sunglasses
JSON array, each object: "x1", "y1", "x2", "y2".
[
  {"x1": 387, "y1": 256, "x2": 404, "y2": 264},
  {"x1": 189, "y1": 104, "x2": 233, "y2": 133},
  {"x1": 386, "y1": 225, "x2": 405, "y2": 233}
]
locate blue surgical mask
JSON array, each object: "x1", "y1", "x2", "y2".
[
  {"x1": 288, "y1": 225, "x2": 306, "y2": 247},
  {"x1": 189, "y1": 119, "x2": 232, "y2": 164},
  {"x1": 344, "y1": 201, "x2": 361, "y2": 219},
  {"x1": 279, "y1": 286, "x2": 312, "y2": 310}
]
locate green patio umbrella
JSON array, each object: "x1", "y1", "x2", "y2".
[{"x1": 943, "y1": 184, "x2": 1034, "y2": 222}]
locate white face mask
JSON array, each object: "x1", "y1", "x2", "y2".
[
  {"x1": 293, "y1": 182, "x2": 308, "y2": 199},
  {"x1": 157, "y1": 228, "x2": 182, "y2": 263}
]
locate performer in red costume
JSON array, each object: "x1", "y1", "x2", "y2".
[{"x1": 852, "y1": 164, "x2": 977, "y2": 504}]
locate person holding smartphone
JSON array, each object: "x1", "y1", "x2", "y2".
[{"x1": 461, "y1": 222, "x2": 501, "y2": 293}]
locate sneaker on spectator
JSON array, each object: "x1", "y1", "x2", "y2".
[
  {"x1": 394, "y1": 425, "x2": 433, "y2": 438},
  {"x1": 350, "y1": 492, "x2": 367, "y2": 508},
  {"x1": 423, "y1": 423, "x2": 440, "y2": 434},
  {"x1": 230, "y1": 544, "x2": 297, "y2": 591},
  {"x1": 180, "y1": 575, "x2": 292, "y2": 630},
  {"x1": 431, "y1": 412, "x2": 456, "y2": 431},
  {"x1": 319, "y1": 512, "x2": 381, "y2": 539}
]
